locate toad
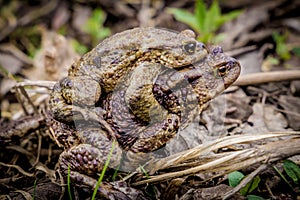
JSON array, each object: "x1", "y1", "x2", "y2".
[{"x1": 49, "y1": 27, "x2": 241, "y2": 199}]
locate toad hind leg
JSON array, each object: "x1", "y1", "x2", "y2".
[{"x1": 58, "y1": 144, "x2": 146, "y2": 199}]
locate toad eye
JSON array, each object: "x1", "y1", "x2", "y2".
[
  {"x1": 183, "y1": 42, "x2": 196, "y2": 54},
  {"x1": 218, "y1": 65, "x2": 227, "y2": 77}
]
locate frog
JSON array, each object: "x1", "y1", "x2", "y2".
[{"x1": 49, "y1": 27, "x2": 241, "y2": 199}]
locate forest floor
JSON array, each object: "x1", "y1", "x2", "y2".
[{"x1": 0, "y1": 0, "x2": 300, "y2": 199}]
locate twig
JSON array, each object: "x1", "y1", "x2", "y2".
[
  {"x1": 0, "y1": 44, "x2": 33, "y2": 65},
  {"x1": 16, "y1": 80, "x2": 56, "y2": 89},
  {"x1": 0, "y1": 162, "x2": 35, "y2": 177},
  {"x1": 18, "y1": 86, "x2": 38, "y2": 114},
  {"x1": 234, "y1": 70, "x2": 300, "y2": 86},
  {"x1": 226, "y1": 45, "x2": 257, "y2": 57}
]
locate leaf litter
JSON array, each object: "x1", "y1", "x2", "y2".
[{"x1": 0, "y1": 0, "x2": 300, "y2": 199}]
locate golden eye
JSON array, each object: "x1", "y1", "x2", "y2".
[
  {"x1": 183, "y1": 42, "x2": 196, "y2": 54},
  {"x1": 218, "y1": 65, "x2": 227, "y2": 76}
]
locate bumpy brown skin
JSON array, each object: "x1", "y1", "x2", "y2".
[
  {"x1": 49, "y1": 27, "x2": 207, "y2": 124},
  {"x1": 49, "y1": 28, "x2": 240, "y2": 199}
]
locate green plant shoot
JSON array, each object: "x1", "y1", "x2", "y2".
[
  {"x1": 91, "y1": 140, "x2": 117, "y2": 200},
  {"x1": 168, "y1": 0, "x2": 242, "y2": 43},
  {"x1": 228, "y1": 171, "x2": 244, "y2": 187},
  {"x1": 67, "y1": 164, "x2": 73, "y2": 200},
  {"x1": 272, "y1": 31, "x2": 291, "y2": 61},
  {"x1": 83, "y1": 8, "x2": 111, "y2": 46},
  {"x1": 283, "y1": 159, "x2": 300, "y2": 185},
  {"x1": 239, "y1": 176, "x2": 261, "y2": 195}
]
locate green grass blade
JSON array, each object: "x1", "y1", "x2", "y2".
[
  {"x1": 32, "y1": 179, "x2": 37, "y2": 200},
  {"x1": 239, "y1": 176, "x2": 261, "y2": 195},
  {"x1": 273, "y1": 165, "x2": 293, "y2": 189},
  {"x1": 82, "y1": 8, "x2": 111, "y2": 46},
  {"x1": 91, "y1": 140, "x2": 117, "y2": 200},
  {"x1": 67, "y1": 164, "x2": 73, "y2": 200},
  {"x1": 247, "y1": 195, "x2": 266, "y2": 200},
  {"x1": 112, "y1": 165, "x2": 120, "y2": 181},
  {"x1": 139, "y1": 165, "x2": 150, "y2": 179}
]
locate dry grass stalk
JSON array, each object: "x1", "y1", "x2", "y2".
[{"x1": 133, "y1": 131, "x2": 300, "y2": 186}]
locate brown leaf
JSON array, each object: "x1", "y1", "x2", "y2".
[
  {"x1": 162, "y1": 178, "x2": 185, "y2": 200},
  {"x1": 164, "y1": 119, "x2": 209, "y2": 155},
  {"x1": 244, "y1": 103, "x2": 288, "y2": 134},
  {"x1": 278, "y1": 95, "x2": 300, "y2": 130},
  {"x1": 225, "y1": 89, "x2": 252, "y2": 122}
]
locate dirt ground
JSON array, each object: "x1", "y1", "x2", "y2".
[{"x1": 0, "y1": 0, "x2": 300, "y2": 199}]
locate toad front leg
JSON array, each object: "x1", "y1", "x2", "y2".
[
  {"x1": 110, "y1": 62, "x2": 181, "y2": 153},
  {"x1": 124, "y1": 62, "x2": 164, "y2": 123},
  {"x1": 49, "y1": 76, "x2": 103, "y2": 124}
]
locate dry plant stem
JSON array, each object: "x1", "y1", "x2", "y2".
[
  {"x1": 145, "y1": 132, "x2": 297, "y2": 173},
  {"x1": 16, "y1": 80, "x2": 56, "y2": 89},
  {"x1": 0, "y1": 116, "x2": 45, "y2": 140},
  {"x1": 57, "y1": 170, "x2": 66, "y2": 199},
  {"x1": 0, "y1": 162, "x2": 35, "y2": 177},
  {"x1": 32, "y1": 134, "x2": 42, "y2": 167},
  {"x1": 133, "y1": 150, "x2": 247, "y2": 186},
  {"x1": 19, "y1": 0, "x2": 58, "y2": 25},
  {"x1": 0, "y1": 44, "x2": 33, "y2": 65},
  {"x1": 162, "y1": 178, "x2": 186, "y2": 200},
  {"x1": 14, "y1": 87, "x2": 29, "y2": 115},
  {"x1": 16, "y1": 190, "x2": 32, "y2": 199},
  {"x1": 226, "y1": 45, "x2": 257, "y2": 57},
  {"x1": 234, "y1": 70, "x2": 300, "y2": 86},
  {"x1": 18, "y1": 86, "x2": 38, "y2": 114},
  {"x1": 265, "y1": 180, "x2": 276, "y2": 199},
  {"x1": 5, "y1": 146, "x2": 56, "y2": 177},
  {"x1": 223, "y1": 164, "x2": 268, "y2": 200},
  {"x1": 275, "y1": 108, "x2": 300, "y2": 118},
  {"x1": 133, "y1": 132, "x2": 300, "y2": 186},
  {"x1": 6, "y1": 145, "x2": 35, "y2": 157},
  {"x1": 14, "y1": 70, "x2": 300, "y2": 89}
]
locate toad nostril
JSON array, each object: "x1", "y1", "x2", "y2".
[
  {"x1": 212, "y1": 46, "x2": 223, "y2": 55},
  {"x1": 227, "y1": 59, "x2": 237, "y2": 67},
  {"x1": 66, "y1": 79, "x2": 73, "y2": 87},
  {"x1": 197, "y1": 42, "x2": 206, "y2": 50}
]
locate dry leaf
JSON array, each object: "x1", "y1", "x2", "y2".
[
  {"x1": 23, "y1": 28, "x2": 79, "y2": 81},
  {"x1": 244, "y1": 103, "x2": 288, "y2": 134},
  {"x1": 278, "y1": 95, "x2": 300, "y2": 130}
]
